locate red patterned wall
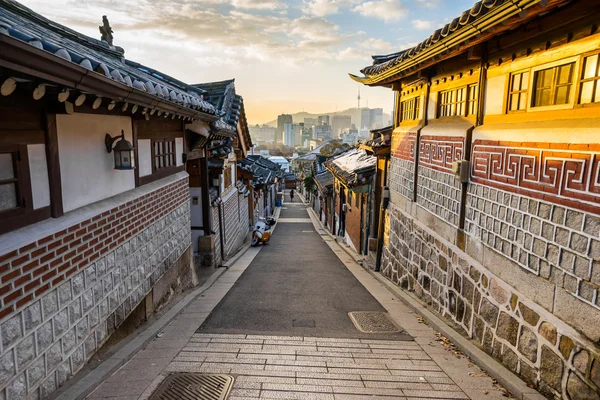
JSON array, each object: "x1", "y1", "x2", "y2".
[{"x1": 471, "y1": 140, "x2": 600, "y2": 215}]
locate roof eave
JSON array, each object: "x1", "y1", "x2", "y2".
[
  {"x1": 352, "y1": 0, "x2": 547, "y2": 86},
  {"x1": 0, "y1": 34, "x2": 219, "y2": 121}
]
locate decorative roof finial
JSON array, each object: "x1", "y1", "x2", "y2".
[{"x1": 99, "y1": 15, "x2": 113, "y2": 46}]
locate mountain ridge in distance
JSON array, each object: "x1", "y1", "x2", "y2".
[{"x1": 260, "y1": 107, "x2": 391, "y2": 128}]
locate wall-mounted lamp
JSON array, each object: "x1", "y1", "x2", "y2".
[{"x1": 105, "y1": 130, "x2": 135, "y2": 170}]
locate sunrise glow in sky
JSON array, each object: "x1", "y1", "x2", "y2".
[{"x1": 20, "y1": 0, "x2": 476, "y2": 124}]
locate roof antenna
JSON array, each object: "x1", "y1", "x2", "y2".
[{"x1": 357, "y1": 88, "x2": 361, "y2": 109}]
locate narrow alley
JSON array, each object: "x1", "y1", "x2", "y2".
[{"x1": 80, "y1": 194, "x2": 515, "y2": 400}]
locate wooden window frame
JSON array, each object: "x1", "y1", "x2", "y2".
[
  {"x1": 151, "y1": 138, "x2": 176, "y2": 173},
  {"x1": 436, "y1": 84, "x2": 477, "y2": 118},
  {"x1": 400, "y1": 96, "x2": 420, "y2": 122},
  {"x1": 575, "y1": 50, "x2": 600, "y2": 108},
  {"x1": 0, "y1": 144, "x2": 49, "y2": 235},
  {"x1": 527, "y1": 56, "x2": 579, "y2": 112},
  {"x1": 506, "y1": 70, "x2": 530, "y2": 113},
  {"x1": 0, "y1": 145, "x2": 29, "y2": 219}
]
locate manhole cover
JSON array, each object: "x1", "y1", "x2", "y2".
[
  {"x1": 149, "y1": 373, "x2": 234, "y2": 400},
  {"x1": 349, "y1": 312, "x2": 403, "y2": 333}
]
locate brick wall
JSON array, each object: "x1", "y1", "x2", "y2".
[
  {"x1": 390, "y1": 132, "x2": 417, "y2": 201},
  {"x1": 382, "y1": 131, "x2": 600, "y2": 398},
  {"x1": 344, "y1": 193, "x2": 364, "y2": 254},
  {"x1": 0, "y1": 175, "x2": 192, "y2": 399}
]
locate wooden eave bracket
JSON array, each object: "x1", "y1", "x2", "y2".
[{"x1": 0, "y1": 35, "x2": 219, "y2": 121}]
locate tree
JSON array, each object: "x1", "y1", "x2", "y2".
[{"x1": 303, "y1": 174, "x2": 316, "y2": 193}]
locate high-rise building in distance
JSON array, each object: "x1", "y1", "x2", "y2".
[
  {"x1": 277, "y1": 114, "x2": 293, "y2": 143},
  {"x1": 249, "y1": 124, "x2": 276, "y2": 142},
  {"x1": 332, "y1": 115, "x2": 351, "y2": 138},
  {"x1": 283, "y1": 122, "x2": 304, "y2": 147},
  {"x1": 318, "y1": 115, "x2": 330, "y2": 126},
  {"x1": 360, "y1": 108, "x2": 384, "y2": 130}
]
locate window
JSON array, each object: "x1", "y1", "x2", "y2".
[
  {"x1": 0, "y1": 150, "x2": 22, "y2": 215},
  {"x1": 579, "y1": 53, "x2": 600, "y2": 104},
  {"x1": 400, "y1": 97, "x2": 420, "y2": 121},
  {"x1": 0, "y1": 145, "x2": 33, "y2": 225},
  {"x1": 507, "y1": 71, "x2": 529, "y2": 112},
  {"x1": 152, "y1": 139, "x2": 176, "y2": 172},
  {"x1": 437, "y1": 84, "x2": 478, "y2": 118},
  {"x1": 532, "y1": 62, "x2": 575, "y2": 107}
]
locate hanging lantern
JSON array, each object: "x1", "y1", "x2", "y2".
[{"x1": 105, "y1": 129, "x2": 135, "y2": 170}]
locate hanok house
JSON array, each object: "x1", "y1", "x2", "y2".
[
  {"x1": 187, "y1": 80, "x2": 253, "y2": 268},
  {"x1": 238, "y1": 155, "x2": 283, "y2": 224},
  {"x1": 324, "y1": 148, "x2": 377, "y2": 255},
  {"x1": 313, "y1": 170, "x2": 333, "y2": 228},
  {"x1": 0, "y1": 1, "x2": 222, "y2": 398},
  {"x1": 358, "y1": 126, "x2": 392, "y2": 270},
  {"x1": 351, "y1": 0, "x2": 600, "y2": 397}
]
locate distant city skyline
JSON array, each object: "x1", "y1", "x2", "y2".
[{"x1": 17, "y1": 0, "x2": 476, "y2": 124}]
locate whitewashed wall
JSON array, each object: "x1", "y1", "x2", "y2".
[
  {"x1": 27, "y1": 144, "x2": 50, "y2": 210},
  {"x1": 56, "y1": 114, "x2": 135, "y2": 213}
]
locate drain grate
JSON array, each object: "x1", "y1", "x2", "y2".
[
  {"x1": 148, "y1": 373, "x2": 234, "y2": 400},
  {"x1": 349, "y1": 312, "x2": 403, "y2": 333}
]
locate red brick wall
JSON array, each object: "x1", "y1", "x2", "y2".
[
  {"x1": 0, "y1": 178, "x2": 189, "y2": 321},
  {"x1": 344, "y1": 193, "x2": 364, "y2": 253}
]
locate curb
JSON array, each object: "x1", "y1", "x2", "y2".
[
  {"x1": 306, "y1": 205, "x2": 544, "y2": 400},
  {"x1": 54, "y1": 267, "x2": 228, "y2": 400}
]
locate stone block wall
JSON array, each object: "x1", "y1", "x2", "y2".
[
  {"x1": 389, "y1": 157, "x2": 415, "y2": 201},
  {"x1": 211, "y1": 206, "x2": 223, "y2": 267},
  {"x1": 0, "y1": 175, "x2": 192, "y2": 399},
  {"x1": 382, "y1": 203, "x2": 600, "y2": 399},
  {"x1": 219, "y1": 186, "x2": 250, "y2": 259},
  {"x1": 415, "y1": 136, "x2": 464, "y2": 228},
  {"x1": 381, "y1": 128, "x2": 600, "y2": 398}
]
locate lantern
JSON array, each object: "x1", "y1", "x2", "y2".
[{"x1": 105, "y1": 130, "x2": 135, "y2": 170}]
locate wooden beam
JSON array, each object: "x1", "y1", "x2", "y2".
[
  {"x1": 44, "y1": 111, "x2": 63, "y2": 218},
  {"x1": 132, "y1": 119, "x2": 140, "y2": 187}
]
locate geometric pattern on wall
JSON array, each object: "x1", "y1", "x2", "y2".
[
  {"x1": 419, "y1": 135, "x2": 464, "y2": 174},
  {"x1": 471, "y1": 140, "x2": 600, "y2": 215},
  {"x1": 392, "y1": 131, "x2": 417, "y2": 162}
]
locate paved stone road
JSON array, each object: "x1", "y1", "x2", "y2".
[
  {"x1": 167, "y1": 333, "x2": 468, "y2": 399},
  {"x1": 84, "y1": 195, "x2": 512, "y2": 400}
]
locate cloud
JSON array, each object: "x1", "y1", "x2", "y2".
[
  {"x1": 352, "y1": 0, "x2": 407, "y2": 22},
  {"x1": 302, "y1": 0, "x2": 359, "y2": 17},
  {"x1": 336, "y1": 37, "x2": 404, "y2": 60},
  {"x1": 412, "y1": 19, "x2": 433, "y2": 30},
  {"x1": 416, "y1": 0, "x2": 440, "y2": 8},
  {"x1": 230, "y1": 0, "x2": 287, "y2": 11}
]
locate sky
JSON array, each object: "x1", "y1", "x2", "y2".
[{"x1": 19, "y1": 0, "x2": 475, "y2": 124}]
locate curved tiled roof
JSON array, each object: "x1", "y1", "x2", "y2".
[
  {"x1": 193, "y1": 79, "x2": 252, "y2": 149},
  {"x1": 0, "y1": 0, "x2": 216, "y2": 115},
  {"x1": 362, "y1": 0, "x2": 507, "y2": 77},
  {"x1": 324, "y1": 148, "x2": 376, "y2": 188},
  {"x1": 352, "y1": 0, "x2": 557, "y2": 84}
]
